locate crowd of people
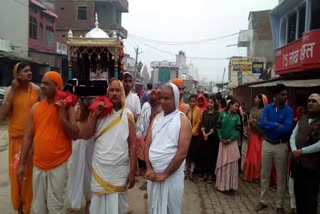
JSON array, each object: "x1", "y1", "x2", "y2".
[{"x1": 0, "y1": 62, "x2": 319, "y2": 214}]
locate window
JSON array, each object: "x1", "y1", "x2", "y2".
[
  {"x1": 311, "y1": 0, "x2": 320, "y2": 30},
  {"x1": 29, "y1": 16, "x2": 38, "y2": 39},
  {"x1": 298, "y1": 5, "x2": 306, "y2": 38},
  {"x1": 29, "y1": 5, "x2": 37, "y2": 14},
  {"x1": 116, "y1": 11, "x2": 121, "y2": 25},
  {"x1": 45, "y1": 26, "x2": 54, "y2": 47},
  {"x1": 46, "y1": 16, "x2": 55, "y2": 24},
  {"x1": 158, "y1": 68, "x2": 170, "y2": 83},
  {"x1": 39, "y1": 24, "x2": 44, "y2": 44},
  {"x1": 287, "y1": 12, "x2": 297, "y2": 43},
  {"x1": 78, "y1": 6, "x2": 87, "y2": 20},
  {"x1": 280, "y1": 18, "x2": 287, "y2": 46}
]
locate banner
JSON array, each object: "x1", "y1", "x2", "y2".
[
  {"x1": 232, "y1": 61, "x2": 241, "y2": 75},
  {"x1": 239, "y1": 61, "x2": 252, "y2": 75},
  {"x1": 232, "y1": 61, "x2": 252, "y2": 75},
  {"x1": 252, "y1": 62, "x2": 264, "y2": 75},
  {"x1": 275, "y1": 30, "x2": 320, "y2": 75}
]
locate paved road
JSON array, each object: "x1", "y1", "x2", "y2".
[{"x1": 0, "y1": 123, "x2": 311, "y2": 214}]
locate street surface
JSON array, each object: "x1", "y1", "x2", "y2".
[{"x1": 0, "y1": 123, "x2": 309, "y2": 214}]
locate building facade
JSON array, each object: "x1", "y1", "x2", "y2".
[
  {"x1": 0, "y1": 0, "x2": 29, "y2": 58},
  {"x1": 150, "y1": 61, "x2": 179, "y2": 88},
  {"x1": 28, "y1": 0, "x2": 65, "y2": 77},
  {"x1": 238, "y1": 10, "x2": 274, "y2": 65},
  {"x1": 55, "y1": 0, "x2": 128, "y2": 43},
  {"x1": 228, "y1": 56, "x2": 267, "y2": 89},
  {"x1": 270, "y1": 0, "x2": 320, "y2": 76},
  {"x1": 233, "y1": 0, "x2": 320, "y2": 111},
  {"x1": 0, "y1": 0, "x2": 61, "y2": 87}
]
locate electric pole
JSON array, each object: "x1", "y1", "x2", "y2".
[
  {"x1": 221, "y1": 68, "x2": 226, "y2": 91},
  {"x1": 134, "y1": 46, "x2": 143, "y2": 91}
]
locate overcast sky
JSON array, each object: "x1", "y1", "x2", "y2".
[{"x1": 122, "y1": 0, "x2": 278, "y2": 83}]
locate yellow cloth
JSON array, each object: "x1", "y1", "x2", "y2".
[
  {"x1": 12, "y1": 63, "x2": 20, "y2": 78},
  {"x1": 187, "y1": 106, "x2": 201, "y2": 136}
]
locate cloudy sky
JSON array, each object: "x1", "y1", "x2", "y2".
[{"x1": 122, "y1": 0, "x2": 278, "y2": 82}]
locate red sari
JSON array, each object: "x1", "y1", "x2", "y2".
[
  {"x1": 243, "y1": 122, "x2": 263, "y2": 181},
  {"x1": 243, "y1": 107, "x2": 277, "y2": 184}
]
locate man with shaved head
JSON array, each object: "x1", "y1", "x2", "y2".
[
  {"x1": 145, "y1": 83, "x2": 192, "y2": 213},
  {"x1": 18, "y1": 71, "x2": 79, "y2": 214}
]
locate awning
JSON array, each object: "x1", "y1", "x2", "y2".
[
  {"x1": 269, "y1": 0, "x2": 302, "y2": 16},
  {"x1": 0, "y1": 51, "x2": 32, "y2": 62},
  {"x1": 42, "y1": 10, "x2": 58, "y2": 19},
  {"x1": 67, "y1": 38, "x2": 121, "y2": 47},
  {"x1": 249, "y1": 79, "x2": 320, "y2": 88},
  {"x1": 30, "y1": 0, "x2": 46, "y2": 10}
]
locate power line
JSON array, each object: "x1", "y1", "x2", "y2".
[
  {"x1": 130, "y1": 36, "x2": 229, "y2": 61},
  {"x1": 128, "y1": 30, "x2": 246, "y2": 46}
]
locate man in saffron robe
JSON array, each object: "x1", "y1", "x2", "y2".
[
  {"x1": 18, "y1": 71, "x2": 79, "y2": 214},
  {"x1": 0, "y1": 62, "x2": 40, "y2": 214}
]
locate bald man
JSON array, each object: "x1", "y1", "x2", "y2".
[
  {"x1": 18, "y1": 72, "x2": 79, "y2": 214},
  {"x1": 172, "y1": 78, "x2": 190, "y2": 115}
]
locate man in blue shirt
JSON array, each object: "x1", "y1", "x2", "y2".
[{"x1": 255, "y1": 84, "x2": 293, "y2": 214}]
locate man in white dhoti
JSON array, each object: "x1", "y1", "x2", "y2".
[
  {"x1": 82, "y1": 78, "x2": 136, "y2": 214},
  {"x1": 145, "y1": 83, "x2": 192, "y2": 214},
  {"x1": 68, "y1": 99, "x2": 94, "y2": 214}
]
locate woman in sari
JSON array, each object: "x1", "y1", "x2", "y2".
[
  {"x1": 136, "y1": 89, "x2": 162, "y2": 176},
  {"x1": 242, "y1": 94, "x2": 268, "y2": 182}
]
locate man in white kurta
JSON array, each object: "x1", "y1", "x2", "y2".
[
  {"x1": 82, "y1": 78, "x2": 136, "y2": 214},
  {"x1": 123, "y1": 72, "x2": 141, "y2": 121},
  {"x1": 145, "y1": 83, "x2": 192, "y2": 214}
]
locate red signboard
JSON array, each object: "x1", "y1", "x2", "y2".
[{"x1": 275, "y1": 30, "x2": 320, "y2": 75}]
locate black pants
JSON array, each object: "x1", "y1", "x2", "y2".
[
  {"x1": 200, "y1": 134, "x2": 219, "y2": 175},
  {"x1": 294, "y1": 162, "x2": 320, "y2": 214}
]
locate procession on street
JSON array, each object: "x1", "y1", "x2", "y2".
[{"x1": 1, "y1": 0, "x2": 320, "y2": 214}]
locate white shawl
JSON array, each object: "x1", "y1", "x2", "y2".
[
  {"x1": 91, "y1": 108, "x2": 131, "y2": 193},
  {"x1": 148, "y1": 83, "x2": 185, "y2": 214}
]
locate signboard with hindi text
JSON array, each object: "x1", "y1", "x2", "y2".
[
  {"x1": 275, "y1": 30, "x2": 320, "y2": 75},
  {"x1": 232, "y1": 61, "x2": 252, "y2": 75},
  {"x1": 252, "y1": 62, "x2": 264, "y2": 75}
]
